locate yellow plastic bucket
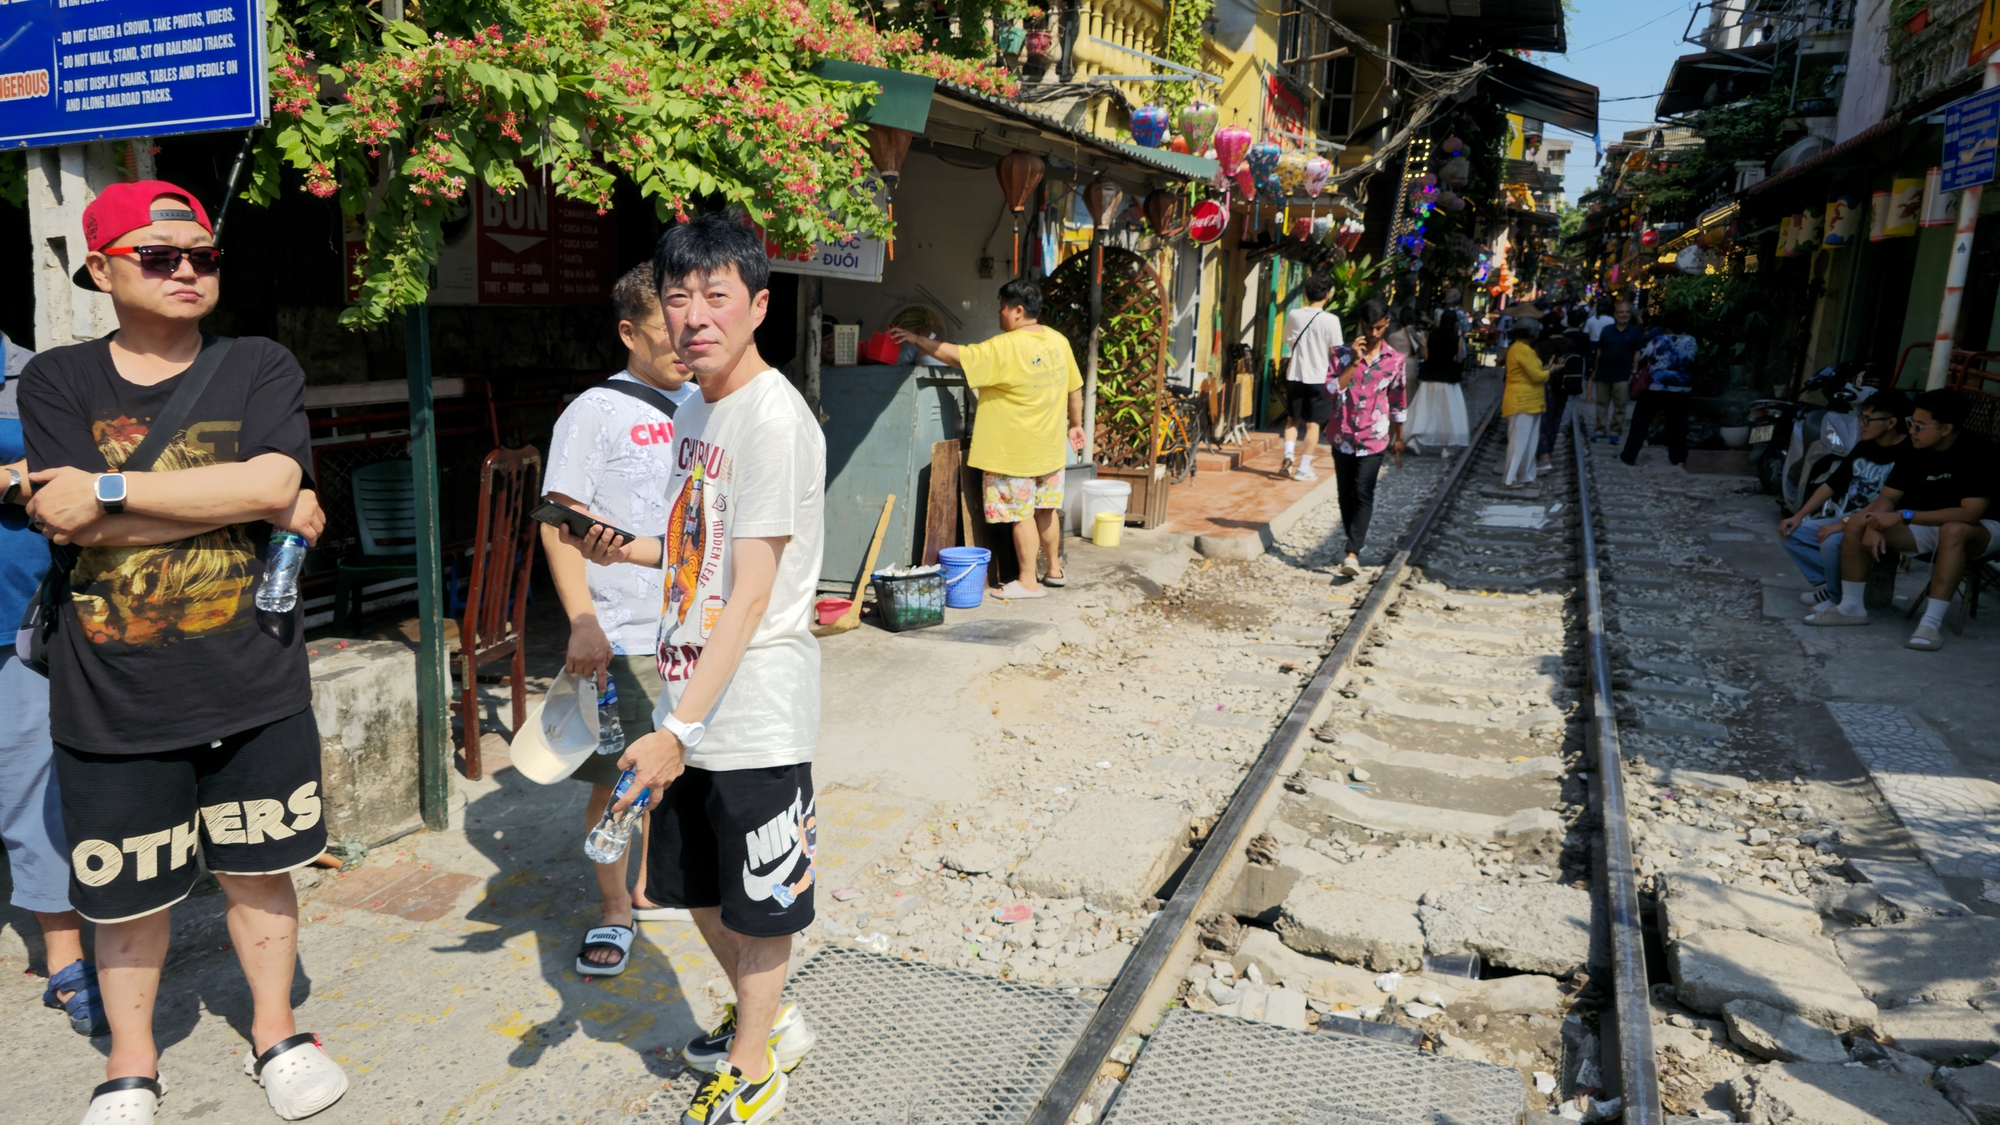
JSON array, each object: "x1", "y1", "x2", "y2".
[{"x1": 1092, "y1": 510, "x2": 1124, "y2": 547}]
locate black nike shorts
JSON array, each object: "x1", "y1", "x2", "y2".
[
  {"x1": 645, "y1": 763, "x2": 816, "y2": 938},
  {"x1": 54, "y1": 708, "x2": 328, "y2": 923}
]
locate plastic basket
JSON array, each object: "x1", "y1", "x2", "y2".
[{"x1": 872, "y1": 569, "x2": 947, "y2": 632}]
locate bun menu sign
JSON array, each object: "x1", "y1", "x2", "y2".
[{"x1": 0, "y1": 0, "x2": 268, "y2": 149}]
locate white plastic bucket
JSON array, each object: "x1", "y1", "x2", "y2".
[{"x1": 1078, "y1": 480, "x2": 1130, "y2": 531}]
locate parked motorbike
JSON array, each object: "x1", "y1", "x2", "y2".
[{"x1": 1750, "y1": 362, "x2": 1872, "y2": 512}]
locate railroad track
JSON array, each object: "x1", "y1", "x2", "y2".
[{"x1": 1025, "y1": 406, "x2": 1660, "y2": 1125}]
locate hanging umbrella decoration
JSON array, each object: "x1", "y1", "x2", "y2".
[
  {"x1": 1130, "y1": 105, "x2": 1171, "y2": 149},
  {"x1": 867, "y1": 125, "x2": 915, "y2": 261},
  {"x1": 996, "y1": 150, "x2": 1046, "y2": 276},
  {"x1": 1180, "y1": 101, "x2": 1220, "y2": 156}
]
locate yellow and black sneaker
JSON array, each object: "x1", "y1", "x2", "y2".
[
  {"x1": 681, "y1": 1050, "x2": 787, "y2": 1125},
  {"x1": 683, "y1": 1002, "x2": 816, "y2": 1074}
]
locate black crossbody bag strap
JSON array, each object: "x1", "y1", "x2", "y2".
[
  {"x1": 593, "y1": 379, "x2": 678, "y2": 418},
  {"x1": 121, "y1": 334, "x2": 235, "y2": 472},
  {"x1": 16, "y1": 335, "x2": 235, "y2": 676}
]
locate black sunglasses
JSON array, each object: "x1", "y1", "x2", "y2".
[{"x1": 102, "y1": 244, "x2": 223, "y2": 275}]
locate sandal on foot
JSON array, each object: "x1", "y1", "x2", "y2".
[
  {"x1": 576, "y1": 924, "x2": 635, "y2": 976},
  {"x1": 1043, "y1": 573, "x2": 1066, "y2": 588},
  {"x1": 45, "y1": 959, "x2": 110, "y2": 1036},
  {"x1": 245, "y1": 1033, "x2": 348, "y2": 1121},
  {"x1": 80, "y1": 1075, "x2": 165, "y2": 1125},
  {"x1": 994, "y1": 580, "x2": 1046, "y2": 600},
  {"x1": 1907, "y1": 623, "x2": 1947, "y2": 651}
]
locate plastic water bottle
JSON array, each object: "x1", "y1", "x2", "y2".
[
  {"x1": 255, "y1": 530, "x2": 309, "y2": 613},
  {"x1": 595, "y1": 676, "x2": 624, "y2": 754},
  {"x1": 583, "y1": 769, "x2": 652, "y2": 864}
]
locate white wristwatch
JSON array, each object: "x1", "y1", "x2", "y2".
[{"x1": 661, "y1": 712, "x2": 706, "y2": 751}]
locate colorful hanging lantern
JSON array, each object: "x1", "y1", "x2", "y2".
[
  {"x1": 1794, "y1": 209, "x2": 1822, "y2": 250},
  {"x1": 1292, "y1": 216, "x2": 1314, "y2": 241},
  {"x1": 1303, "y1": 156, "x2": 1332, "y2": 197},
  {"x1": 1131, "y1": 105, "x2": 1170, "y2": 148},
  {"x1": 1083, "y1": 176, "x2": 1126, "y2": 229},
  {"x1": 1247, "y1": 140, "x2": 1282, "y2": 183},
  {"x1": 1440, "y1": 156, "x2": 1470, "y2": 187},
  {"x1": 1232, "y1": 165, "x2": 1256, "y2": 199},
  {"x1": 1168, "y1": 135, "x2": 1191, "y2": 155},
  {"x1": 1143, "y1": 190, "x2": 1186, "y2": 238},
  {"x1": 1825, "y1": 194, "x2": 1862, "y2": 246},
  {"x1": 1215, "y1": 125, "x2": 1254, "y2": 174},
  {"x1": 1440, "y1": 135, "x2": 1465, "y2": 156},
  {"x1": 1025, "y1": 29, "x2": 1054, "y2": 59},
  {"x1": 1276, "y1": 150, "x2": 1311, "y2": 197},
  {"x1": 1179, "y1": 101, "x2": 1219, "y2": 155},
  {"x1": 1311, "y1": 214, "x2": 1332, "y2": 244}
]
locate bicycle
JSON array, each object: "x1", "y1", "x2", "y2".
[{"x1": 1155, "y1": 384, "x2": 1205, "y2": 485}]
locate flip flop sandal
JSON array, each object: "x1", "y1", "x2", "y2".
[
  {"x1": 994, "y1": 580, "x2": 1046, "y2": 600},
  {"x1": 631, "y1": 905, "x2": 694, "y2": 922},
  {"x1": 45, "y1": 959, "x2": 110, "y2": 1036},
  {"x1": 576, "y1": 924, "x2": 635, "y2": 976},
  {"x1": 1043, "y1": 573, "x2": 1067, "y2": 588},
  {"x1": 244, "y1": 1033, "x2": 348, "y2": 1121},
  {"x1": 80, "y1": 1074, "x2": 165, "y2": 1125}
]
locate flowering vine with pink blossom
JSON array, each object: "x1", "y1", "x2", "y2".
[{"x1": 257, "y1": 0, "x2": 1014, "y2": 326}]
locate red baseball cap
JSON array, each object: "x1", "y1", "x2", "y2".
[{"x1": 81, "y1": 180, "x2": 213, "y2": 252}]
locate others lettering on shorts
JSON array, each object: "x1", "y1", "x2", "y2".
[{"x1": 71, "y1": 818, "x2": 200, "y2": 887}]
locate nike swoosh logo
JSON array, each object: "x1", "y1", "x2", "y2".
[{"x1": 741, "y1": 798, "x2": 814, "y2": 902}]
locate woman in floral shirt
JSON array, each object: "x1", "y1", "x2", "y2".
[
  {"x1": 1620, "y1": 310, "x2": 1700, "y2": 468},
  {"x1": 1325, "y1": 298, "x2": 1408, "y2": 576}
]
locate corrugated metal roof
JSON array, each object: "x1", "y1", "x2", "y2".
[{"x1": 934, "y1": 83, "x2": 1220, "y2": 182}]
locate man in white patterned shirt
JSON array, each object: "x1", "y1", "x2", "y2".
[{"x1": 541, "y1": 263, "x2": 701, "y2": 975}]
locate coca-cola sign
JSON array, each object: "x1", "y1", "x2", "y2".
[{"x1": 1188, "y1": 198, "x2": 1227, "y2": 244}]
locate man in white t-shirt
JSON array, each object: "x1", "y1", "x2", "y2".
[
  {"x1": 1280, "y1": 271, "x2": 1344, "y2": 482},
  {"x1": 542, "y1": 263, "x2": 702, "y2": 976},
  {"x1": 1584, "y1": 300, "x2": 1615, "y2": 343},
  {"x1": 565, "y1": 216, "x2": 825, "y2": 1125}
]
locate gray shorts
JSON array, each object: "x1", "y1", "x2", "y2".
[
  {"x1": 1908, "y1": 520, "x2": 2000, "y2": 559},
  {"x1": 572, "y1": 653, "x2": 667, "y2": 788}
]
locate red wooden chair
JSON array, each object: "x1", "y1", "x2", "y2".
[{"x1": 457, "y1": 446, "x2": 542, "y2": 779}]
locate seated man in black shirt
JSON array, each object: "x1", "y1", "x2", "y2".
[
  {"x1": 21, "y1": 182, "x2": 346, "y2": 1123},
  {"x1": 1805, "y1": 389, "x2": 1998, "y2": 650},
  {"x1": 1780, "y1": 390, "x2": 1912, "y2": 608}
]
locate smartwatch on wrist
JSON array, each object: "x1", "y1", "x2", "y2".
[
  {"x1": 94, "y1": 470, "x2": 127, "y2": 514},
  {"x1": 661, "y1": 712, "x2": 706, "y2": 751},
  {"x1": 2, "y1": 467, "x2": 21, "y2": 506},
  {"x1": 1901, "y1": 509, "x2": 1916, "y2": 525}
]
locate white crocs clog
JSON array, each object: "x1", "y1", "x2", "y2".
[
  {"x1": 79, "y1": 1074, "x2": 165, "y2": 1125},
  {"x1": 244, "y1": 1033, "x2": 348, "y2": 1120}
]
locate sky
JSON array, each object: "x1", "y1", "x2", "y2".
[{"x1": 1523, "y1": 0, "x2": 1701, "y2": 202}]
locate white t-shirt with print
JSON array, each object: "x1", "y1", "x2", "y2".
[
  {"x1": 1283, "y1": 306, "x2": 1344, "y2": 384},
  {"x1": 653, "y1": 369, "x2": 826, "y2": 771},
  {"x1": 543, "y1": 371, "x2": 700, "y2": 655}
]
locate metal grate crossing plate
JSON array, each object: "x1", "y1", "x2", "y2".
[
  {"x1": 627, "y1": 945, "x2": 1097, "y2": 1124},
  {"x1": 1102, "y1": 1009, "x2": 1525, "y2": 1125}
]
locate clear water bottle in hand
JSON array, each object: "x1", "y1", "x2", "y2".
[
  {"x1": 583, "y1": 768, "x2": 652, "y2": 864},
  {"x1": 595, "y1": 675, "x2": 624, "y2": 754},
  {"x1": 255, "y1": 530, "x2": 309, "y2": 613}
]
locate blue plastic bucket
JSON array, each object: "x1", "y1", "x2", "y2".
[{"x1": 937, "y1": 546, "x2": 991, "y2": 609}]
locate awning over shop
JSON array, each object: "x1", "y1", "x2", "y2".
[
  {"x1": 810, "y1": 59, "x2": 936, "y2": 132},
  {"x1": 1655, "y1": 43, "x2": 1780, "y2": 118},
  {"x1": 1484, "y1": 53, "x2": 1598, "y2": 136},
  {"x1": 1408, "y1": 0, "x2": 1567, "y2": 53}
]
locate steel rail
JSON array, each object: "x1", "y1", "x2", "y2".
[
  {"x1": 1025, "y1": 395, "x2": 1504, "y2": 1125},
  {"x1": 1571, "y1": 413, "x2": 1662, "y2": 1124}
]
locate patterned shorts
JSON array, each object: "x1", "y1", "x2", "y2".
[{"x1": 983, "y1": 470, "x2": 1064, "y2": 523}]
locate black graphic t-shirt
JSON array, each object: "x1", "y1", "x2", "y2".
[
  {"x1": 21, "y1": 336, "x2": 315, "y2": 754},
  {"x1": 1886, "y1": 436, "x2": 1995, "y2": 515},
  {"x1": 1822, "y1": 440, "x2": 1908, "y2": 516}
]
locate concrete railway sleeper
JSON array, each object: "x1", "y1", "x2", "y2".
[{"x1": 1021, "y1": 406, "x2": 1665, "y2": 1125}]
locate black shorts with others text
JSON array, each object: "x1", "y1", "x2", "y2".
[
  {"x1": 646, "y1": 763, "x2": 816, "y2": 937},
  {"x1": 54, "y1": 708, "x2": 328, "y2": 923}
]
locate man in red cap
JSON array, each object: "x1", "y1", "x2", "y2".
[{"x1": 20, "y1": 180, "x2": 348, "y2": 1124}]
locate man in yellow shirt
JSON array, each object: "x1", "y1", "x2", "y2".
[{"x1": 893, "y1": 280, "x2": 1085, "y2": 598}]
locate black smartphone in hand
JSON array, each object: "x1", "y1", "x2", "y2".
[{"x1": 530, "y1": 500, "x2": 637, "y2": 546}]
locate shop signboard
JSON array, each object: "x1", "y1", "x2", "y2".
[
  {"x1": 1942, "y1": 85, "x2": 2000, "y2": 193},
  {"x1": 1976, "y1": 0, "x2": 2000, "y2": 66},
  {"x1": 765, "y1": 231, "x2": 885, "y2": 283},
  {"x1": 1188, "y1": 198, "x2": 1227, "y2": 244},
  {"x1": 0, "y1": 0, "x2": 267, "y2": 150}
]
